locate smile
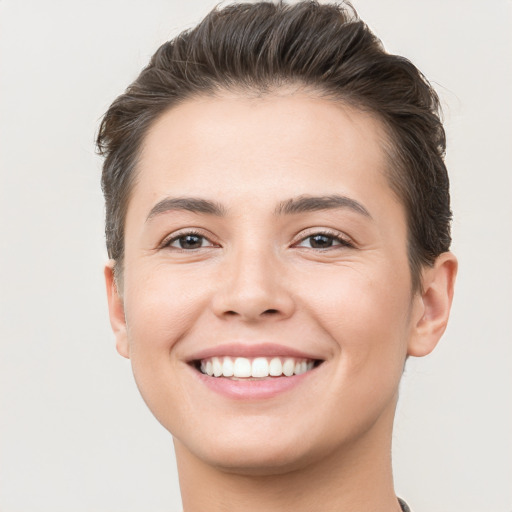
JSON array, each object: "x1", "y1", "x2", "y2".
[
  {"x1": 197, "y1": 356, "x2": 318, "y2": 379},
  {"x1": 186, "y1": 344, "x2": 325, "y2": 399}
]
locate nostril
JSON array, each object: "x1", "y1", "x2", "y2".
[{"x1": 262, "y1": 309, "x2": 279, "y2": 315}]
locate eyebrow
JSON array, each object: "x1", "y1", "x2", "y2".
[
  {"x1": 146, "y1": 194, "x2": 371, "y2": 221},
  {"x1": 146, "y1": 197, "x2": 227, "y2": 221},
  {"x1": 275, "y1": 194, "x2": 371, "y2": 218}
]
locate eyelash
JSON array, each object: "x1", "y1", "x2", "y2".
[
  {"x1": 293, "y1": 229, "x2": 354, "y2": 250},
  {"x1": 160, "y1": 229, "x2": 354, "y2": 251},
  {"x1": 161, "y1": 230, "x2": 216, "y2": 251}
]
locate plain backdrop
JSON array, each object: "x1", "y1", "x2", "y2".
[{"x1": 1, "y1": 1, "x2": 511, "y2": 511}]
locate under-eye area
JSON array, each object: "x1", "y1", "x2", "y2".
[{"x1": 191, "y1": 356, "x2": 324, "y2": 379}]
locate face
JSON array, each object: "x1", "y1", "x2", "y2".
[{"x1": 106, "y1": 91, "x2": 446, "y2": 474}]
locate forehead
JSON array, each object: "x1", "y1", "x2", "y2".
[{"x1": 131, "y1": 91, "x2": 398, "y2": 218}]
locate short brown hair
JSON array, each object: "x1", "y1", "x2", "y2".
[{"x1": 97, "y1": 1, "x2": 451, "y2": 290}]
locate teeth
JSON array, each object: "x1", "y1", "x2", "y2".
[
  {"x1": 234, "y1": 357, "x2": 252, "y2": 378},
  {"x1": 198, "y1": 356, "x2": 317, "y2": 378},
  {"x1": 212, "y1": 357, "x2": 223, "y2": 377},
  {"x1": 251, "y1": 357, "x2": 269, "y2": 378},
  {"x1": 294, "y1": 361, "x2": 309, "y2": 375},
  {"x1": 282, "y1": 358, "x2": 295, "y2": 376},
  {"x1": 269, "y1": 357, "x2": 282, "y2": 376},
  {"x1": 222, "y1": 356, "x2": 234, "y2": 377}
]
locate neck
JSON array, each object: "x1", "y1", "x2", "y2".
[{"x1": 175, "y1": 406, "x2": 401, "y2": 512}]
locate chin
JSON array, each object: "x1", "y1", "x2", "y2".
[
  {"x1": 199, "y1": 440, "x2": 317, "y2": 476},
  {"x1": 174, "y1": 417, "x2": 336, "y2": 477}
]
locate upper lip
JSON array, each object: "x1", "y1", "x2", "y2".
[{"x1": 186, "y1": 343, "x2": 324, "y2": 362}]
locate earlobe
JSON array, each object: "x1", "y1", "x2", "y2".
[
  {"x1": 104, "y1": 261, "x2": 130, "y2": 359},
  {"x1": 407, "y1": 252, "x2": 458, "y2": 357}
]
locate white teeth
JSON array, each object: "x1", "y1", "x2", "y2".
[
  {"x1": 269, "y1": 357, "x2": 283, "y2": 376},
  {"x1": 222, "y1": 356, "x2": 234, "y2": 377},
  {"x1": 212, "y1": 357, "x2": 223, "y2": 377},
  {"x1": 199, "y1": 356, "x2": 317, "y2": 378},
  {"x1": 234, "y1": 357, "x2": 252, "y2": 378},
  {"x1": 282, "y1": 358, "x2": 295, "y2": 377},
  {"x1": 295, "y1": 361, "x2": 308, "y2": 375},
  {"x1": 251, "y1": 357, "x2": 269, "y2": 378}
]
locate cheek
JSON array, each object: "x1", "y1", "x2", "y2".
[
  {"x1": 120, "y1": 264, "x2": 211, "y2": 427},
  {"x1": 302, "y1": 262, "x2": 412, "y2": 372},
  {"x1": 123, "y1": 263, "x2": 211, "y2": 355},
  {"x1": 305, "y1": 267, "x2": 412, "y2": 432}
]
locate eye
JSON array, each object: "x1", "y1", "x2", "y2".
[
  {"x1": 164, "y1": 232, "x2": 215, "y2": 250},
  {"x1": 296, "y1": 232, "x2": 353, "y2": 250}
]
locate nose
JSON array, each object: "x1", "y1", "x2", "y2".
[{"x1": 211, "y1": 245, "x2": 295, "y2": 322}]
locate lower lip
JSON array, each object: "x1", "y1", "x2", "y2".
[{"x1": 192, "y1": 367, "x2": 316, "y2": 400}]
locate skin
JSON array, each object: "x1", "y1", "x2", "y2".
[{"x1": 105, "y1": 91, "x2": 457, "y2": 512}]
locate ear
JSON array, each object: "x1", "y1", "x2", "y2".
[
  {"x1": 407, "y1": 252, "x2": 458, "y2": 357},
  {"x1": 104, "y1": 261, "x2": 130, "y2": 359}
]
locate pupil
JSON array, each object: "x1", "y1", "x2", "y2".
[
  {"x1": 180, "y1": 235, "x2": 202, "y2": 249},
  {"x1": 310, "y1": 234, "x2": 332, "y2": 248}
]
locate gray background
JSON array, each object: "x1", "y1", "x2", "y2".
[{"x1": 1, "y1": 1, "x2": 511, "y2": 511}]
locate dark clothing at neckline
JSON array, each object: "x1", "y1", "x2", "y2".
[{"x1": 398, "y1": 497, "x2": 411, "y2": 512}]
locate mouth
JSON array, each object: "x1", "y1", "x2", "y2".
[
  {"x1": 186, "y1": 343, "x2": 326, "y2": 399},
  {"x1": 191, "y1": 356, "x2": 323, "y2": 380}
]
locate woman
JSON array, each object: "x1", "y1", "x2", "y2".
[{"x1": 97, "y1": 2, "x2": 457, "y2": 510}]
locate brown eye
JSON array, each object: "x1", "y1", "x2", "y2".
[
  {"x1": 296, "y1": 232, "x2": 353, "y2": 250},
  {"x1": 178, "y1": 235, "x2": 204, "y2": 249},
  {"x1": 308, "y1": 234, "x2": 335, "y2": 249},
  {"x1": 167, "y1": 233, "x2": 214, "y2": 250}
]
